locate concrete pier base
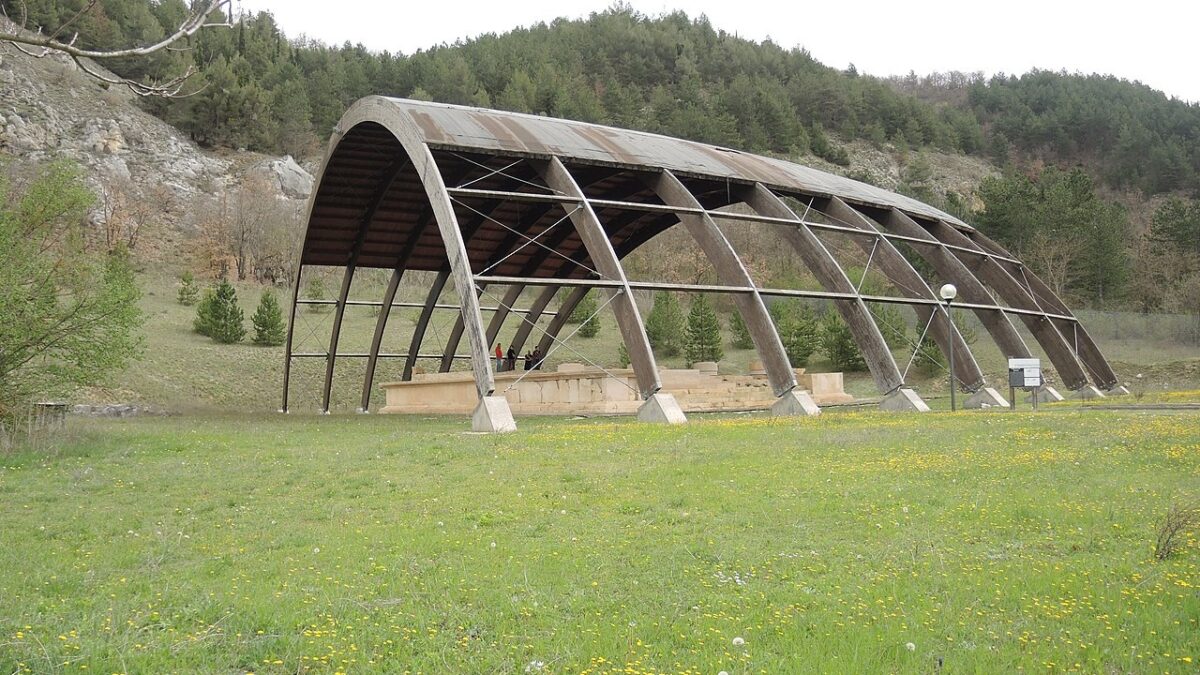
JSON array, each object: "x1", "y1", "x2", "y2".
[
  {"x1": 1027, "y1": 386, "x2": 1065, "y2": 403},
  {"x1": 1106, "y1": 385, "x2": 1131, "y2": 396},
  {"x1": 771, "y1": 389, "x2": 821, "y2": 417},
  {"x1": 880, "y1": 388, "x2": 931, "y2": 412},
  {"x1": 472, "y1": 396, "x2": 517, "y2": 433},
  {"x1": 1071, "y1": 385, "x2": 1107, "y2": 401},
  {"x1": 637, "y1": 393, "x2": 687, "y2": 424},
  {"x1": 964, "y1": 387, "x2": 1010, "y2": 410}
]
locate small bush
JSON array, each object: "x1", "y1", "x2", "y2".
[
  {"x1": 304, "y1": 278, "x2": 330, "y2": 313},
  {"x1": 177, "y1": 271, "x2": 200, "y2": 306},
  {"x1": 574, "y1": 291, "x2": 601, "y2": 338},
  {"x1": 252, "y1": 289, "x2": 286, "y2": 346},
  {"x1": 771, "y1": 300, "x2": 820, "y2": 367},
  {"x1": 197, "y1": 280, "x2": 246, "y2": 344},
  {"x1": 729, "y1": 310, "x2": 754, "y2": 350},
  {"x1": 1154, "y1": 502, "x2": 1199, "y2": 561},
  {"x1": 820, "y1": 311, "x2": 865, "y2": 371}
]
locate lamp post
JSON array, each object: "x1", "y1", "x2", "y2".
[{"x1": 939, "y1": 283, "x2": 958, "y2": 411}]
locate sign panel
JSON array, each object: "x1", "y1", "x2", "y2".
[{"x1": 1008, "y1": 358, "x2": 1042, "y2": 387}]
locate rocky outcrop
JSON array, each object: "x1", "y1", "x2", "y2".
[{"x1": 0, "y1": 39, "x2": 315, "y2": 257}]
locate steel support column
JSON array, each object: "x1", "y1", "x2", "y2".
[
  {"x1": 536, "y1": 157, "x2": 661, "y2": 398},
  {"x1": 739, "y1": 184, "x2": 906, "y2": 394},
  {"x1": 822, "y1": 196, "x2": 985, "y2": 392},
  {"x1": 649, "y1": 171, "x2": 796, "y2": 396}
]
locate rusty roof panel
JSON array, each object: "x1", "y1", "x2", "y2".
[{"x1": 360, "y1": 96, "x2": 968, "y2": 229}]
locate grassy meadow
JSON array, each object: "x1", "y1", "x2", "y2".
[
  {"x1": 102, "y1": 272, "x2": 1200, "y2": 414},
  {"x1": 2, "y1": 407, "x2": 1198, "y2": 673}
]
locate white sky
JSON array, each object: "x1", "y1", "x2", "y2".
[{"x1": 235, "y1": 0, "x2": 1200, "y2": 103}]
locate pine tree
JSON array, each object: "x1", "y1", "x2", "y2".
[
  {"x1": 177, "y1": 271, "x2": 200, "y2": 306},
  {"x1": 770, "y1": 300, "x2": 820, "y2": 367},
  {"x1": 729, "y1": 310, "x2": 754, "y2": 350},
  {"x1": 685, "y1": 294, "x2": 723, "y2": 365},
  {"x1": 193, "y1": 286, "x2": 218, "y2": 336},
  {"x1": 645, "y1": 291, "x2": 686, "y2": 357},
  {"x1": 209, "y1": 280, "x2": 246, "y2": 344},
  {"x1": 304, "y1": 278, "x2": 329, "y2": 313},
  {"x1": 571, "y1": 291, "x2": 601, "y2": 337},
  {"x1": 252, "y1": 289, "x2": 286, "y2": 346},
  {"x1": 820, "y1": 311, "x2": 865, "y2": 371}
]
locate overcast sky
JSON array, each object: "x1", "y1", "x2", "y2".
[{"x1": 235, "y1": 0, "x2": 1200, "y2": 103}]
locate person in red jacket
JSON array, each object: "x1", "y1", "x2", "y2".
[{"x1": 494, "y1": 343, "x2": 504, "y2": 371}]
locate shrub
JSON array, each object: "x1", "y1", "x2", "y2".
[
  {"x1": 205, "y1": 280, "x2": 246, "y2": 344},
  {"x1": 685, "y1": 294, "x2": 723, "y2": 365},
  {"x1": 177, "y1": 271, "x2": 200, "y2": 306},
  {"x1": 729, "y1": 310, "x2": 754, "y2": 350},
  {"x1": 645, "y1": 291, "x2": 686, "y2": 356},
  {"x1": 252, "y1": 289, "x2": 286, "y2": 346},
  {"x1": 771, "y1": 300, "x2": 820, "y2": 367},
  {"x1": 193, "y1": 287, "x2": 218, "y2": 337},
  {"x1": 820, "y1": 311, "x2": 865, "y2": 371},
  {"x1": 1155, "y1": 502, "x2": 1199, "y2": 561},
  {"x1": 573, "y1": 291, "x2": 601, "y2": 338},
  {"x1": 617, "y1": 342, "x2": 631, "y2": 367},
  {"x1": 304, "y1": 278, "x2": 329, "y2": 313}
]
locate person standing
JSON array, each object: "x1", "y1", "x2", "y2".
[
  {"x1": 494, "y1": 343, "x2": 504, "y2": 371},
  {"x1": 506, "y1": 346, "x2": 516, "y2": 372}
]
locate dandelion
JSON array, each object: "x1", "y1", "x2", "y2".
[
  {"x1": 906, "y1": 642, "x2": 916, "y2": 652},
  {"x1": 732, "y1": 636, "x2": 745, "y2": 646}
]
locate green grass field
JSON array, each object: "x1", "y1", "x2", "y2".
[{"x1": 2, "y1": 407, "x2": 1197, "y2": 673}]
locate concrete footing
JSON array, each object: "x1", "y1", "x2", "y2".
[
  {"x1": 1071, "y1": 385, "x2": 1107, "y2": 400},
  {"x1": 771, "y1": 389, "x2": 821, "y2": 417},
  {"x1": 1106, "y1": 385, "x2": 1131, "y2": 396},
  {"x1": 880, "y1": 388, "x2": 931, "y2": 412},
  {"x1": 964, "y1": 387, "x2": 1010, "y2": 410},
  {"x1": 1027, "y1": 386, "x2": 1065, "y2": 403},
  {"x1": 637, "y1": 392, "x2": 687, "y2": 424},
  {"x1": 471, "y1": 396, "x2": 517, "y2": 433}
]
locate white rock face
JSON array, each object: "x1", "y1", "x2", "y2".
[{"x1": 0, "y1": 36, "x2": 314, "y2": 259}]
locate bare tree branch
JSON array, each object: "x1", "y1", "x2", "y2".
[{"x1": 0, "y1": 0, "x2": 232, "y2": 97}]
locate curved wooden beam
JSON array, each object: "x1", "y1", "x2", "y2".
[
  {"x1": 969, "y1": 230, "x2": 1118, "y2": 389},
  {"x1": 739, "y1": 185, "x2": 905, "y2": 394},
  {"x1": 821, "y1": 196, "x2": 986, "y2": 392},
  {"x1": 536, "y1": 158, "x2": 661, "y2": 399},
  {"x1": 648, "y1": 171, "x2": 796, "y2": 396},
  {"x1": 879, "y1": 208, "x2": 1031, "y2": 360},
  {"x1": 925, "y1": 221, "x2": 1092, "y2": 390}
]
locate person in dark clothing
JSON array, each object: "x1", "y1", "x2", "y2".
[
  {"x1": 523, "y1": 351, "x2": 533, "y2": 371},
  {"x1": 531, "y1": 347, "x2": 544, "y2": 370},
  {"x1": 505, "y1": 346, "x2": 516, "y2": 372}
]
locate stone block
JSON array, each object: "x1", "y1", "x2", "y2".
[
  {"x1": 1026, "y1": 386, "x2": 1065, "y2": 403},
  {"x1": 1071, "y1": 385, "x2": 1106, "y2": 400},
  {"x1": 748, "y1": 359, "x2": 766, "y2": 376},
  {"x1": 694, "y1": 361, "x2": 719, "y2": 375},
  {"x1": 771, "y1": 389, "x2": 821, "y2": 416},
  {"x1": 637, "y1": 393, "x2": 687, "y2": 424},
  {"x1": 880, "y1": 388, "x2": 931, "y2": 412},
  {"x1": 964, "y1": 387, "x2": 1010, "y2": 410},
  {"x1": 472, "y1": 396, "x2": 516, "y2": 433},
  {"x1": 1106, "y1": 385, "x2": 1131, "y2": 396},
  {"x1": 557, "y1": 362, "x2": 587, "y2": 373}
]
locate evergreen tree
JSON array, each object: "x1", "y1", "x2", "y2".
[
  {"x1": 685, "y1": 294, "x2": 723, "y2": 365},
  {"x1": 570, "y1": 291, "x2": 601, "y2": 337},
  {"x1": 645, "y1": 291, "x2": 686, "y2": 356},
  {"x1": 193, "y1": 286, "x2": 219, "y2": 336},
  {"x1": 177, "y1": 271, "x2": 200, "y2": 306},
  {"x1": 208, "y1": 280, "x2": 246, "y2": 344},
  {"x1": 770, "y1": 300, "x2": 820, "y2": 367},
  {"x1": 869, "y1": 302, "x2": 908, "y2": 349},
  {"x1": 304, "y1": 277, "x2": 329, "y2": 313},
  {"x1": 729, "y1": 310, "x2": 754, "y2": 350},
  {"x1": 820, "y1": 311, "x2": 865, "y2": 371},
  {"x1": 251, "y1": 289, "x2": 286, "y2": 346}
]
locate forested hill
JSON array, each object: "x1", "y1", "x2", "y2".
[{"x1": 6, "y1": 1, "x2": 1200, "y2": 197}]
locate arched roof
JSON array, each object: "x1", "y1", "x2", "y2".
[{"x1": 300, "y1": 96, "x2": 969, "y2": 276}]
